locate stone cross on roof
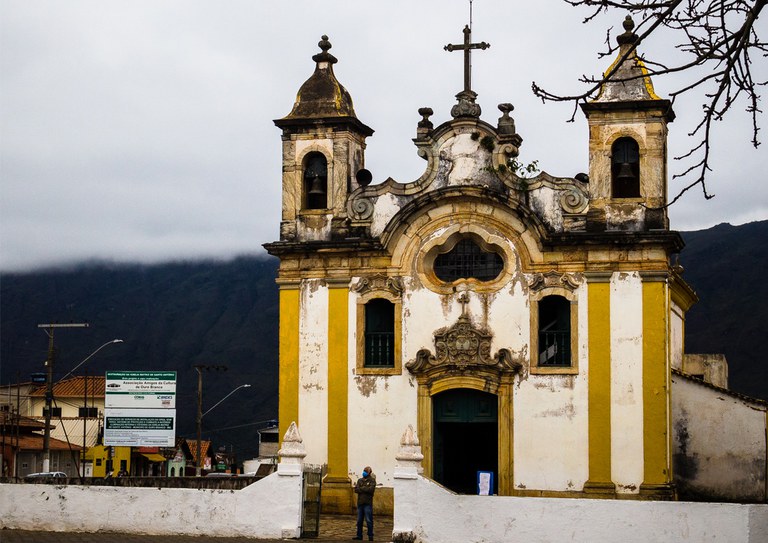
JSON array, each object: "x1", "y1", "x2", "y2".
[{"x1": 444, "y1": 25, "x2": 490, "y2": 94}]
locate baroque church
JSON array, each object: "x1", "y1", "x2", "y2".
[{"x1": 265, "y1": 18, "x2": 760, "y2": 513}]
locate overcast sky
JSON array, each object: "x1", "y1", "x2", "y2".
[{"x1": 1, "y1": 0, "x2": 765, "y2": 272}]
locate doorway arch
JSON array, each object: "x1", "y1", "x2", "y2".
[{"x1": 433, "y1": 388, "x2": 498, "y2": 494}]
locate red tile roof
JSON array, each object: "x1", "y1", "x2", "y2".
[
  {"x1": 30, "y1": 376, "x2": 105, "y2": 398},
  {"x1": 0, "y1": 411, "x2": 46, "y2": 430},
  {"x1": 185, "y1": 438, "x2": 212, "y2": 464},
  {"x1": 15, "y1": 434, "x2": 82, "y2": 451}
]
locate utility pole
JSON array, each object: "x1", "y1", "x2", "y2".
[
  {"x1": 38, "y1": 323, "x2": 88, "y2": 473},
  {"x1": 193, "y1": 364, "x2": 227, "y2": 476}
]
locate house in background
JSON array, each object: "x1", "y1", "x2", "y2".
[
  {"x1": 28, "y1": 375, "x2": 104, "y2": 476},
  {"x1": 0, "y1": 410, "x2": 82, "y2": 477}
]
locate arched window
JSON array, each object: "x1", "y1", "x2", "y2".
[
  {"x1": 364, "y1": 298, "x2": 395, "y2": 367},
  {"x1": 538, "y1": 295, "x2": 571, "y2": 366},
  {"x1": 433, "y1": 238, "x2": 504, "y2": 283},
  {"x1": 611, "y1": 137, "x2": 640, "y2": 198},
  {"x1": 303, "y1": 152, "x2": 328, "y2": 209}
]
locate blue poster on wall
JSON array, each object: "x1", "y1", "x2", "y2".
[{"x1": 477, "y1": 471, "x2": 494, "y2": 495}]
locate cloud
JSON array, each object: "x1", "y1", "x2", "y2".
[{"x1": 1, "y1": 0, "x2": 765, "y2": 271}]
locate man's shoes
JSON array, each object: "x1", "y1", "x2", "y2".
[
  {"x1": 369, "y1": 537, "x2": 374, "y2": 541},
  {"x1": 352, "y1": 537, "x2": 362, "y2": 540}
]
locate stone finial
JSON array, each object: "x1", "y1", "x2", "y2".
[
  {"x1": 497, "y1": 103, "x2": 517, "y2": 135},
  {"x1": 395, "y1": 425, "x2": 424, "y2": 468},
  {"x1": 278, "y1": 421, "x2": 307, "y2": 465},
  {"x1": 312, "y1": 35, "x2": 338, "y2": 64},
  {"x1": 617, "y1": 16, "x2": 639, "y2": 46},
  {"x1": 417, "y1": 107, "x2": 434, "y2": 138}
]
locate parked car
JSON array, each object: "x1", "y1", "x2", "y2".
[{"x1": 25, "y1": 471, "x2": 67, "y2": 480}]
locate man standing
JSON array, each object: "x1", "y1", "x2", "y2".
[{"x1": 353, "y1": 465, "x2": 376, "y2": 541}]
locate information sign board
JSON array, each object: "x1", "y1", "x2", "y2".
[
  {"x1": 103, "y1": 408, "x2": 176, "y2": 447},
  {"x1": 105, "y1": 371, "x2": 176, "y2": 409}
]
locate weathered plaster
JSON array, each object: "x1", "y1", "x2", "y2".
[
  {"x1": 610, "y1": 271, "x2": 644, "y2": 493},
  {"x1": 299, "y1": 279, "x2": 329, "y2": 465},
  {"x1": 672, "y1": 375, "x2": 767, "y2": 502}
]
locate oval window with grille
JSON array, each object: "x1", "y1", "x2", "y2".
[{"x1": 433, "y1": 238, "x2": 504, "y2": 283}]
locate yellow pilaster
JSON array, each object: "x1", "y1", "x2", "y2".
[
  {"x1": 323, "y1": 281, "x2": 352, "y2": 513},
  {"x1": 278, "y1": 285, "x2": 300, "y2": 440},
  {"x1": 584, "y1": 273, "x2": 615, "y2": 495},
  {"x1": 640, "y1": 273, "x2": 675, "y2": 498},
  {"x1": 497, "y1": 382, "x2": 513, "y2": 496}
]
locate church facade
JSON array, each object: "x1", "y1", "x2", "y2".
[{"x1": 265, "y1": 19, "x2": 698, "y2": 512}]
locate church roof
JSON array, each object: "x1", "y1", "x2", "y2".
[
  {"x1": 281, "y1": 36, "x2": 358, "y2": 120},
  {"x1": 592, "y1": 16, "x2": 663, "y2": 104}
]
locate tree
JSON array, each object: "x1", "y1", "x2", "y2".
[{"x1": 532, "y1": 0, "x2": 766, "y2": 205}]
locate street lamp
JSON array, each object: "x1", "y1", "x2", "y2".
[
  {"x1": 38, "y1": 338, "x2": 123, "y2": 473},
  {"x1": 196, "y1": 382, "x2": 251, "y2": 476}
]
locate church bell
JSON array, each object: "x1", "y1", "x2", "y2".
[
  {"x1": 616, "y1": 162, "x2": 636, "y2": 182},
  {"x1": 308, "y1": 175, "x2": 325, "y2": 195}
]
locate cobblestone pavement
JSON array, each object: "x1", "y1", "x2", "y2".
[{"x1": 0, "y1": 515, "x2": 394, "y2": 543}]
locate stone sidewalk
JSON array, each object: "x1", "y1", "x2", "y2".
[{"x1": 0, "y1": 515, "x2": 394, "y2": 543}]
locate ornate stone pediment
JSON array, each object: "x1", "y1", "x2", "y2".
[
  {"x1": 527, "y1": 270, "x2": 581, "y2": 292},
  {"x1": 352, "y1": 274, "x2": 404, "y2": 296},
  {"x1": 407, "y1": 306, "x2": 521, "y2": 379}
]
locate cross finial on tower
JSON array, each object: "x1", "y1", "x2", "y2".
[{"x1": 444, "y1": 25, "x2": 490, "y2": 94}]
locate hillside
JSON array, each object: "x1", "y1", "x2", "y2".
[
  {"x1": 0, "y1": 257, "x2": 280, "y2": 459},
  {"x1": 1, "y1": 220, "x2": 766, "y2": 459},
  {"x1": 678, "y1": 221, "x2": 768, "y2": 400}
]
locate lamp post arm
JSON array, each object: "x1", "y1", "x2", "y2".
[
  {"x1": 202, "y1": 384, "x2": 251, "y2": 418},
  {"x1": 60, "y1": 339, "x2": 124, "y2": 382}
]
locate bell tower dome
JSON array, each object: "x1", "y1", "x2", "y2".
[
  {"x1": 581, "y1": 16, "x2": 675, "y2": 232},
  {"x1": 274, "y1": 35, "x2": 374, "y2": 242}
]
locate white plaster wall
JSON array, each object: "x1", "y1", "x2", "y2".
[
  {"x1": 394, "y1": 474, "x2": 768, "y2": 543},
  {"x1": 672, "y1": 376, "x2": 767, "y2": 502},
  {"x1": 348, "y1": 289, "x2": 418, "y2": 487},
  {"x1": 670, "y1": 301, "x2": 684, "y2": 371},
  {"x1": 0, "y1": 471, "x2": 303, "y2": 539},
  {"x1": 610, "y1": 272, "x2": 645, "y2": 492},
  {"x1": 299, "y1": 279, "x2": 329, "y2": 465},
  {"x1": 370, "y1": 192, "x2": 402, "y2": 238},
  {"x1": 514, "y1": 283, "x2": 589, "y2": 492},
  {"x1": 486, "y1": 278, "x2": 528, "y2": 355}
]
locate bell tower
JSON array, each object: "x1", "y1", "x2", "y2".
[
  {"x1": 274, "y1": 35, "x2": 374, "y2": 242},
  {"x1": 581, "y1": 16, "x2": 675, "y2": 232}
]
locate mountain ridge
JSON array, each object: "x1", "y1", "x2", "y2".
[{"x1": 1, "y1": 220, "x2": 765, "y2": 457}]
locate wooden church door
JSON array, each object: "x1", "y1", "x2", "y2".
[{"x1": 432, "y1": 388, "x2": 498, "y2": 494}]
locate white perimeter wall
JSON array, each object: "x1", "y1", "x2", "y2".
[
  {"x1": 672, "y1": 374, "x2": 767, "y2": 502},
  {"x1": 0, "y1": 470, "x2": 303, "y2": 539},
  {"x1": 394, "y1": 473, "x2": 768, "y2": 543}
]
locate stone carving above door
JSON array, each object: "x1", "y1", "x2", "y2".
[{"x1": 407, "y1": 294, "x2": 521, "y2": 381}]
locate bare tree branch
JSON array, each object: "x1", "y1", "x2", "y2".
[{"x1": 534, "y1": 0, "x2": 766, "y2": 205}]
